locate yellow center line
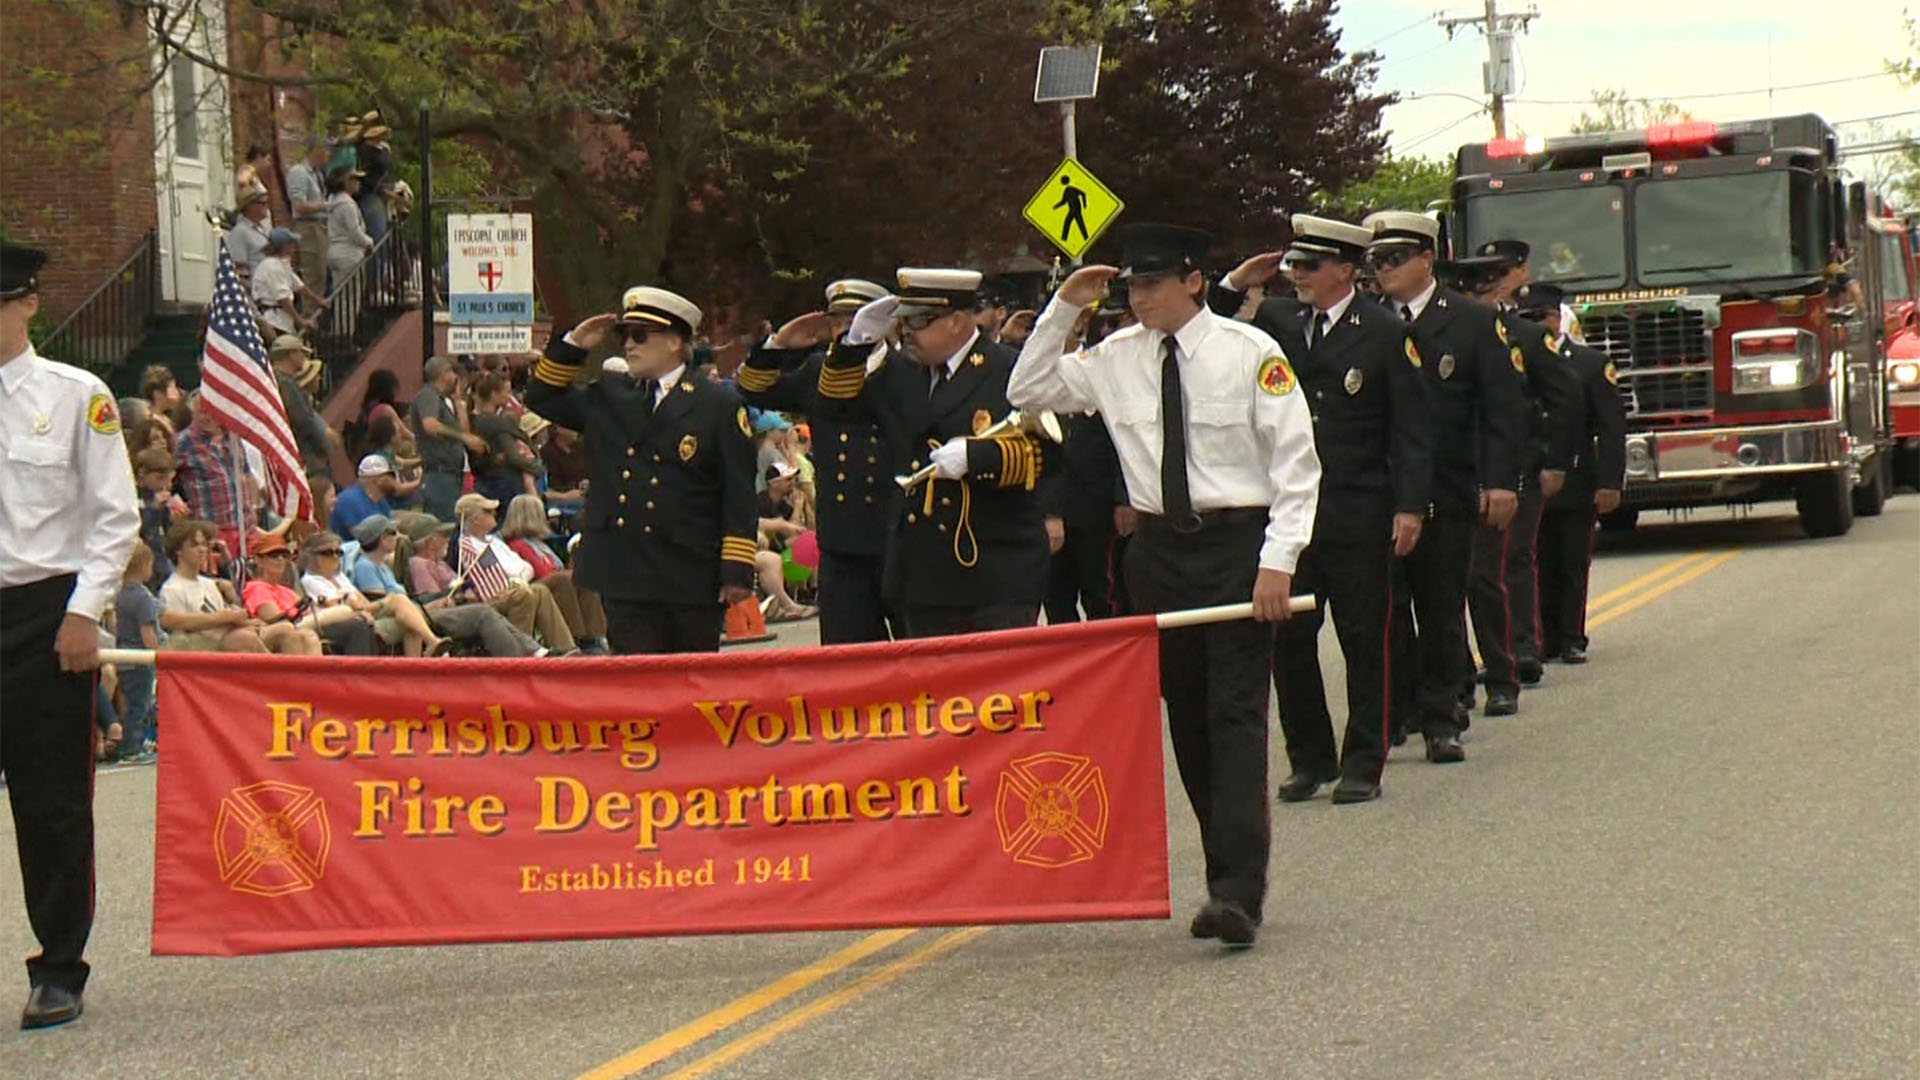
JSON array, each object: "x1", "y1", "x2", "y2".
[
  {"x1": 1586, "y1": 548, "x2": 1741, "y2": 630},
  {"x1": 655, "y1": 928, "x2": 990, "y2": 1080},
  {"x1": 1586, "y1": 550, "x2": 1718, "y2": 615},
  {"x1": 574, "y1": 928, "x2": 918, "y2": 1080}
]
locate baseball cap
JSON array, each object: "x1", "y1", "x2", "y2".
[
  {"x1": 352, "y1": 514, "x2": 397, "y2": 548},
  {"x1": 249, "y1": 528, "x2": 291, "y2": 556},
  {"x1": 454, "y1": 492, "x2": 500, "y2": 520},
  {"x1": 357, "y1": 454, "x2": 394, "y2": 477}
]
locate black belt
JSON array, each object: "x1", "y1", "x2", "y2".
[{"x1": 1139, "y1": 506, "x2": 1267, "y2": 535}]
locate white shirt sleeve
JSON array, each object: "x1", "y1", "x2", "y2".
[
  {"x1": 68, "y1": 384, "x2": 139, "y2": 619},
  {"x1": 1007, "y1": 296, "x2": 1099, "y2": 414},
  {"x1": 1249, "y1": 353, "x2": 1320, "y2": 574}
]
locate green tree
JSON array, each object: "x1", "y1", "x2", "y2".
[
  {"x1": 1314, "y1": 154, "x2": 1452, "y2": 217},
  {"x1": 1568, "y1": 88, "x2": 1684, "y2": 134}
]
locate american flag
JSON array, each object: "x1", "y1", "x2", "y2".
[
  {"x1": 458, "y1": 534, "x2": 513, "y2": 601},
  {"x1": 199, "y1": 245, "x2": 314, "y2": 523}
]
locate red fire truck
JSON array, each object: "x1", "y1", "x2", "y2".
[
  {"x1": 1449, "y1": 114, "x2": 1900, "y2": 537},
  {"x1": 1880, "y1": 211, "x2": 1920, "y2": 487}
]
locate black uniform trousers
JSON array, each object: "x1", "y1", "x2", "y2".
[
  {"x1": 900, "y1": 603, "x2": 1037, "y2": 640},
  {"x1": 1044, "y1": 521, "x2": 1126, "y2": 623},
  {"x1": 816, "y1": 549, "x2": 894, "y2": 645},
  {"x1": 1272, "y1": 541, "x2": 1397, "y2": 784},
  {"x1": 1125, "y1": 514, "x2": 1272, "y2": 919},
  {"x1": 1537, "y1": 502, "x2": 1599, "y2": 656},
  {"x1": 1467, "y1": 480, "x2": 1544, "y2": 695},
  {"x1": 1398, "y1": 514, "x2": 1476, "y2": 736},
  {"x1": 0, "y1": 574, "x2": 96, "y2": 994},
  {"x1": 604, "y1": 600, "x2": 725, "y2": 655}
]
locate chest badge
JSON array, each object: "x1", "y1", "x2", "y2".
[
  {"x1": 31, "y1": 413, "x2": 52, "y2": 435},
  {"x1": 971, "y1": 409, "x2": 992, "y2": 435},
  {"x1": 1344, "y1": 368, "x2": 1365, "y2": 396},
  {"x1": 1439, "y1": 354, "x2": 1457, "y2": 380},
  {"x1": 679, "y1": 434, "x2": 698, "y2": 462}
]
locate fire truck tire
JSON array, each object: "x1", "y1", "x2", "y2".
[
  {"x1": 1850, "y1": 454, "x2": 1889, "y2": 518},
  {"x1": 1597, "y1": 509, "x2": 1639, "y2": 534},
  {"x1": 1796, "y1": 469, "x2": 1854, "y2": 538}
]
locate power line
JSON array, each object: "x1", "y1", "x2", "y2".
[
  {"x1": 1401, "y1": 106, "x2": 1491, "y2": 152},
  {"x1": 1361, "y1": 12, "x2": 1439, "y2": 50},
  {"x1": 1830, "y1": 109, "x2": 1920, "y2": 127},
  {"x1": 1511, "y1": 70, "x2": 1899, "y2": 106}
]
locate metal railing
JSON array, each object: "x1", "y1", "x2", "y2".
[
  {"x1": 38, "y1": 229, "x2": 161, "y2": 374},
  {"x1": 310, "y1": 226, "x2": 418, "y2": 392}
]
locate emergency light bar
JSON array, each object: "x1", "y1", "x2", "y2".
[{"x1": 1482, "y1": 120, "x2": 1720, "y2": 160}]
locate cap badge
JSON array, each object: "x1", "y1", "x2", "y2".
[
  {"x1": 679, "y1": 434, "x2": 698, "y2": 461},
  {"x1": 1344, "y1": 368, "x2": 1364, "y2": 396}
]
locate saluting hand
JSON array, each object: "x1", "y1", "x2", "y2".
[
  {"x1": 55, "y1": 614, "x2": 102, "y2": 673},
  {"x1": 1481, "y1": 488, "x2": 1519, "y2": 530},
  {"x1": 770, "y1": 311, "x2": 836, "y2": 349},
  {"x1": 570, "y1": 313, "x2": 620, "y2": 351},
  {"x1": 1391, "y1": 512, "x2": 1423, "y2": 557},
  {"x1": 1057, "y1": 266, "x2": 1120, "y2": 308},
  {"x1": 1226, "y1": 252, "x2": 1287, "y2": 291},
  {"x1": 1251, "y1": 568, "x2": 1293, "y2": 623}
]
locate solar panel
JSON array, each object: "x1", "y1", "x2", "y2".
[{"x1": 1033, "y1": 45, "x2": 1102, "y2": 104}]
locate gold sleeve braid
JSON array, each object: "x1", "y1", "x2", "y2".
[
  {"x1": 990, "y1": 434, "x2": 1038, "y2": 490},
  {"x1": 816, "y1": 364, "x2": 867, "y2": 401},
  {"x1": 720, "y1": 536, "x2": 759, "y2": 567},
  {"x1": 533, "y1": 356, "x2": 578, "y2": 388},
  {"x1": 735, "y1": 365, "x2": 778, "y2": 393}
]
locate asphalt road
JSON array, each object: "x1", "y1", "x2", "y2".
[{"x1": 5, "y1": 496, "x2": 1917, "y2": 1080}]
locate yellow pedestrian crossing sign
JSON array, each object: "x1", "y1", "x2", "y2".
[{"x1": 1023, "y1": 157, "x2": 1123, "y2": 260}]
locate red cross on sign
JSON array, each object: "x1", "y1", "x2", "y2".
[{"x1": 478, "y1": 261, "x2": 504, "y2": 292}]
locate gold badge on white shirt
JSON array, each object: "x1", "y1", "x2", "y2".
[{"x1": 31, "y1": 414, "x2": 51, "y2": 435}]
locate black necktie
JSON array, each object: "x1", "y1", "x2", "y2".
[
  {"x1": 1308, "y1": 312, "x2": 1329, "y2": 349},
  {"x1": 640, "y1": 378, "x2": 658, "y2": 414},
  {"x1": 929, "y1": 365, "x2": 947, "y2": 399},
  {"x1": 1401, "y1": 304, "x2": 1415, "y2": 324},
  {"x1": 1159, "y1": 337, "x2": 1193, "y2": 522}
]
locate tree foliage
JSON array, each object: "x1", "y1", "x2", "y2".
[
  {"x1": 1568, "y1": 88, "x2": 1685, "y2": 135},
  {"x1": 1314, "y1": 154, "x2": 1452, "y2": 217}
]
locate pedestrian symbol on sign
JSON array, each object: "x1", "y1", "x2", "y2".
[
  {"x1": 1022, "y1": 158, "x2": 1123, "y2": 260},
  {"x1": 1054, "y1": 176, "x2": 1089, "y2": 244}
]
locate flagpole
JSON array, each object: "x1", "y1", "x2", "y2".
[{"x1": 226, "y1": 431, "x2": 249, "y2": 581}]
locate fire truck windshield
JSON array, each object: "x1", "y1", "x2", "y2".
[
  {"x1": 1634, "y1": 172, "x2": 1823, "y2": 284},
  {"x1": 1460, "y1": 186, "x2": 1626, "y2": 288}
]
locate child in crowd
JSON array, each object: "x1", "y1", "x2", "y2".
[
  {"x1": 133, "y1": 447, "x2": 186, "y2": 587},
  {"x1": 157, "y1": 520, "x2": 306, "y2": 654},
  {"x1": 112, "y1": 545, "x2": 162, "y2": 763}
]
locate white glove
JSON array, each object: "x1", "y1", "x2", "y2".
[
  {"x1": 845, "y1": 295, "x2": 899, "y2": 346},
  {"x1": 929, "y1": 437, "x2": 969, "y2": 480}
]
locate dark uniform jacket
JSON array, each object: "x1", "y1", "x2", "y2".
[
  {"x1": 814, "y1": 332, "x2": 1051, "y2": 608},
  {"x1": 736, "y1": 343, "x2": 892, "y2": 558},
  {"x1": 1403, "y1": 287, "x2": 1531, "y2": 519},
  {"x1": 1210, "y1": 286, "x2": 1432, "y2": 545},
  {"x1": 1497, "y1": 309, "x2": 1584, "y2": 480},
  {"x1": 525, "y1": 337, "x2": 758, "y2": 604},
  {"x1": 1548, "y1": 339, "x2": 1628, "y2": 507},
  {"x1": 1056, "y1": 411, "x2": 1126, "y2": 530}
]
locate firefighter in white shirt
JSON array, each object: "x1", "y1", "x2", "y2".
[
  {"x1": 1009, "y1": 223, "x2": 1320, "y2": 949},
  {"x1": 0, "y1": 243, "x2": 140, "y2": 1029}
]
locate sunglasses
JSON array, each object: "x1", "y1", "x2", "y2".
[
  {"x1": 258, "y1": 551, "x2": 289, "y2": 559},
  {"x1": 619, "y1": 323, "x2": 655, "y2": 344},
  {"x1": 1368, "y1": 248, "x2": 1417, "y2": 271},
  {"x1": 312, "y1": 548, "x2": 342, "y2": 557},
  {"x1": 1288, "y1": 256, "x2": 1326, "y2": 273},
  {"x1": 900, "y1": 310, "x2": 946, "y2": 331}
]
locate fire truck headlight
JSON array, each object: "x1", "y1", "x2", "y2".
[
  {"x1": 1733, "y1": 357, "x2": 1811, "y2": 394},
  {"x1": 1730, "y1": 328, "x2": 1817, "y2": 395},
  {"x1": 1890, "y1": 361, "x2": 1920, "y2": 389}
]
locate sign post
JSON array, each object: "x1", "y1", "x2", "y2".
[
  {"x1": 1033, "y1": 45, "x2": 1104, "y2": 265},
  {"x1": 446, "y1": 212, "x2": 535, "y2": 354}
]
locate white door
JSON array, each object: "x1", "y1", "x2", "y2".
[{"x1": 152, "y1": 4, "x2": 231, "y2": 306}]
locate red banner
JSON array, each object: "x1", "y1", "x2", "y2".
[{"x1": 151, "y1": 619, "x2": 1169, "y2": 955}]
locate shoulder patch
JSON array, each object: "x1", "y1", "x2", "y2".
[
  {"x1": 87, "y1": 392, "x2": 120, "y2": 435},
  {"x1": 1603, "y1": 361, "x2": 1619, "y2": 385},
  {"x1": 1404, "y1": 337, "x2": 1422, "y2": 369},
  {"x1": 1494, "y1": 319, "x2": 1510, "y2": 346},
  {"x1": 736, "y1": 406, "x2": 752, "y2": 438},
  {"x1": 1509, "y1": 345, "x2": 1527, "y2": 374},
  {"x1": 1256, "y1": 355, "x2": 1296, "y2": 396}
]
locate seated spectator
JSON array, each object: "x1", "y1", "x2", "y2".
[
  {"x1": 238, "y1": 529, "x2": 364, "y2": 655},
  {"x1": 540, "y1": 421, "x2": 589, "y2": 503},
  {"x1": 754, "y1": 463, "x2": 816, "y2": 623},
  {"x1": 754, "y1": 412, "x2": 796, "y2": 492},
  {"x1": 453, "y1": 493, "x2": 577, "y2": 654},
  {"x1": 157, "y1": 521, "x2": 271, "y2": 653},
  {"x1": 302, "y1": 524, "x2": 453, "y2": 657},
  {"x1": 367, "y1": 515, "x2": 545, "y2": 658},
  {"x1": 408, "y1": 516, "x2": 459, "y2": 596},
  {"x1": 113, "y1": 545, "x2": 161, "y2": 764},
  {"x1": 499, "y1": 493, "x2": 606, "y2": 652},
  {"x1": 330, "y1": 453, "x2": 397, "y2": 537},
  {"x1": 132, "y1": 447, "x2": 184, "y2": 587}
]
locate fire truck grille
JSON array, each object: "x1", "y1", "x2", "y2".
[{"x1": 1580, "y1": 307, "x2": 1714, "y2": 418}]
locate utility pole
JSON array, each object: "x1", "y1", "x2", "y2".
[{"x1": 1438, "y1": 1, "x2": 1541, "y2": 139}]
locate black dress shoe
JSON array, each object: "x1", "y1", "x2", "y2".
[
  {"x1": 1561, "y1": 643, "x2": 1588, "y2": 664},
  {"x1": 1276, "y1": 769, "x2": 1340, "y2": 803},
  {"x1": 1484, "y1": 688, "x2": 1519, "y2": 717},
  {"x1": 1214, "y1": 901, "x2": 1259, "y2": 948},
  {"x1": 1329, "y1": 775, "x2": 1381, "y2": 804},
  {"x1": 1452, "y1": 703, "x2": 1472, "y2": 733},
  {"x1": 1424, "y1": 730, "x2": 1466, "y2": 763},
  {"x1": 1516, "y1": 657, "x2": 1544, "y2": 685},
  {"x1": 21, "y1": 985, "x2": 82, "y2": 1030},
  {"x1": 1189, "y1": 899, "x2": 1225, "y2": 939}
]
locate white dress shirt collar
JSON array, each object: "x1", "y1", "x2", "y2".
[
  {"x1": 1162, "y1": 306, "x2": 1216, "y2": 361},
  {"x1": 1401, "y1": 277, "x2": 1439, "y2": 322},
  {"x1": 651, "y1": 363, "x2": 687, "y2": 404},
  {"x1": 1315, "y1": 288, "x2": 1357, "y2": 328},
  {"x1": 0, "y1": 343, "x2": 38, "y2": 393},
  {"x1": 940, "y1": 329, "x2": 982, "y2": 376}
]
